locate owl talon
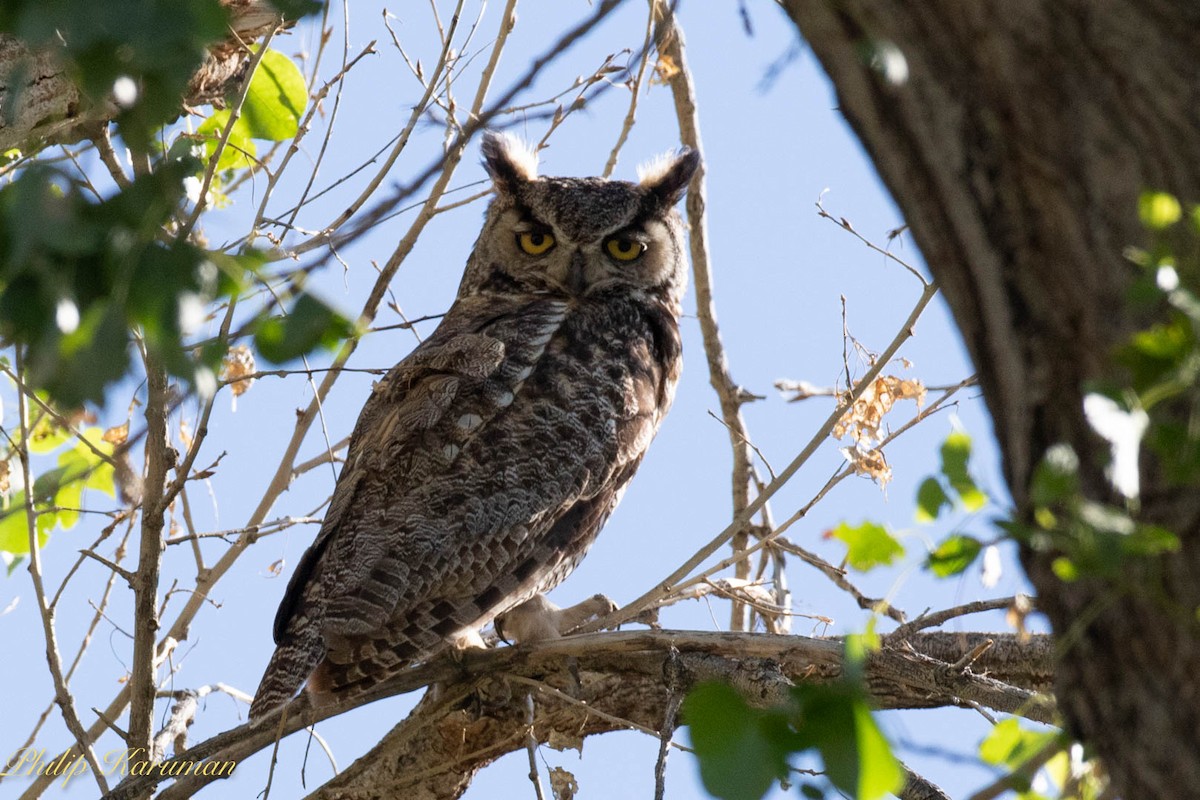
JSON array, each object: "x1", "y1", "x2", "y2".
[
  {"x1": 447, "y1": 628, "x2": 487, "y2": 656},
  {"x1": 495, "y1": 593, "x2": 619, "y2": 645}
]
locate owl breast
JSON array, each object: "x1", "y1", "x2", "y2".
[{"x1": 441, "y1": 293, "x2": 681, "y2": 585}]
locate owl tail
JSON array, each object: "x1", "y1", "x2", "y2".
[{"x1": 248, "y1": 624, "x2": 325, "y2": 724}]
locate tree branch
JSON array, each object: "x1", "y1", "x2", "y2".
[
  {"x1": 102, "y1": 629, "x2": 1051, "y2": 799},
  {"x1": 126, "y1": 352, "x2": 174, "y2": 784}
]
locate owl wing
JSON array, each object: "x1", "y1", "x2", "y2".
[
  {"x1": 270, "y1": 314, "x2": 509, "y2": 644},
  {"x1": 250, "y1": 299, "x2": 521, "y2": 720}
]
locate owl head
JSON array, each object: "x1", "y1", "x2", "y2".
[{"x1": 457, "y1": 132, "x2": 700, "y2": 312}]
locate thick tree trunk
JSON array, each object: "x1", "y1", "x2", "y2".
[{"x1": 781, "y1": 1, "x2": 1200, "y2": 796}]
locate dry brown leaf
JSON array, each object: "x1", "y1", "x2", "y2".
[
  {"x1": 547, "y1": 728, "x2": 584, "y2": 753},
  {"x1": 834, "y1": 375, "x2": 927, "y2": 445},
  {"x1": 67, "y1": 409, "x2": 97, "y2": 428},
  {"x1": 179, "y1": 419, "x2": 194, "y2": 452},
  {"x1": 0, "y1": 459, "x2": 9, "y2": 495},
  {"x1": 549, "y1": 767, "x2": 579, "y2": 800},
  {"x1": 266, "y1": 559, "x2": 285, "y2": 577},
  {"x1": 840, "y1": 444, "x2": 893, "y2": 488},
  {"x1": 652, "y1": 54, "x2": 680, "y2": 84},
  {"x1": 102, "y1": 421, "x2": 130, "y2": 445},
  {"x1": 1007, "y1": 594, "x2": 1034, "y2": 643},
  {"x1": 221, "y1": 345, "x2": 256, "y2": 399}
]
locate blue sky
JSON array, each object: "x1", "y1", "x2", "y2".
[{"x1": 1, "y1": 3, "x2": 1044, "y2": 799}]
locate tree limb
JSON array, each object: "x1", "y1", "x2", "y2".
[{"x1": 100, "y1": 629, "x2": 1052, "y2": 799}]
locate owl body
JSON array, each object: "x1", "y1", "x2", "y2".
[{"x1": 250, "y1": 135, "x2": 699, "y2": 720}]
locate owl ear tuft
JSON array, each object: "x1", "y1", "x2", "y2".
[
  {"x1": 481, "y1": 131, "x2": 539, "y2": 194},
  {"x1": 638, "y1": 148, "x2": 700, "y2": 206}
]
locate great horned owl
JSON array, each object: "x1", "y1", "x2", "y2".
[{"x1": 249, "y1": 133, "x2": 699, "y2": 720}]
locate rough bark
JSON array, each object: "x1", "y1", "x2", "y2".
[
  {"x1": 304, "y1": 632, "x2": 1050, "y2": 800},
  {"x1": 98, "y1": 630, "x2": 1052, "y2": 800},
  {"x1": 781, "y1": 1, "x2": 1200, "y2": 796},
  {"x1": 0, "y1": 0, "x2": 289, "y2": 152}
]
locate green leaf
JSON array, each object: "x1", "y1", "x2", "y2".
[
  {"x1": 830, "y1": 521, "x2": 904, "y2": 572},
  {"x1": 979, "y1": 719, "x2": 1059, "y2": 770},
  {"x1": 1123, "y1": 524, "x2": 1180, "y2": 556},
  {"x1": 915, "y1": 477, "x2": 950, "y2": 522},
  {"x1": 54, "y1": 480, "x2": 83, "y2": 531},
  {"x1": 793, "y1": 686, "x2": 902, "y2": 800},
  {"x1": 254, "y1": 293, "x2": 354, "y2": 364},
  {"x1": 29, "y1": 415, "x2": 71, "y2": 453},
  {"x1": 940, "y1": 431, "x2": 987, "y2": 511},
  {"x1": 852, "y1": 702, "x2": 904, "y2": 798},
  {"x1": 684, "y1": 683, "x2": 793, "y2": 800},
  {"x1": 59, "y1": 428, "x2": 116, "y2": 498},
  {"x1": 843, "y1": 619, "x2": 880, "y2": 685},
  {"x1": 44, "y1": 304, "x2": 131, "y2": 407},
  {"x1": 926, "y1": 534, "x2": 983, "y2": 577},
  {"x1": 0, "y1": 493, "x2": 48, "y2": 556},
  {"x1": 1139, "y1": 191, "x2": 1182, "y2": 230},
  {"x1": 197, "y1": 110, "x2": 257, "y2": 172},
  {"x1": 240, "y1": 49, "x2": 307, "y2": 141},
  {"x1": 1051, "y1": 557, "x2": 1079, "y2": 581},
  {"x1": 1030, "y1": 444, "x2": 1080, "y2": 507}
]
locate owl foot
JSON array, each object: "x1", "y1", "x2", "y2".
[{"x1": 495, "y1": 593, "x2": 617, "y2": 644}]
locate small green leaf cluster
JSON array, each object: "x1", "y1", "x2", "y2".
[
  {"x1": 0, "y1": 161, "x2": 254, "y2": 406},
  {"x1": 1008, "y1": 192, "x2": 1200, "y2": 581},
  {"x1": 0, "y1": 14, "x2": 350, "y2": 410},
  {"x1": 1, "y1": 0, "x2": 231, "y2": 151},
  {"x1": 828, "y1": 520, "x2": 904, "y2": 573},
  {"x1": 916, "y1": 430, "x2": 992, "y2": 577},
  {"x1": 1117, "y1": 191, "x2": 1200, "y2": 484},
  {"x1": 684, "y1": 637, "x2": 902, "y2": 800},
  {"x1": 978, "y1": 720, "x2": 1103, "y2": 800},
  {"x1": 1007, "y1": 444, "x2": 1179, "y2": 581},
  {"x1": 1, "y1": 1, "x2": 322, "y2": 152},
  {"x1": 188, "y1": 47, "x2": 308, "y2": 187},
  {"x1": 0, "y1": 421, "x2": 115, "y2": 571}
]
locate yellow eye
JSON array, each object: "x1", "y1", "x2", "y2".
[
  {"x1": 517, "y1": 231, "x2": 555, "y2": 255},
  {"x1": 605, "y1": 237, "x2": 646, "y2": 262}
]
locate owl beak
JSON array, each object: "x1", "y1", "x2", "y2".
[{"x1": 565, "y1": 250, "x2": 588, "y2": 295}]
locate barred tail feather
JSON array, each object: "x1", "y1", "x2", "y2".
[{"x1": 249, "y1": 627, "x2": 325, "y2": 724}]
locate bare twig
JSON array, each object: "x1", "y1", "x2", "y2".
[
  {"x1": 92, "y1": 123, "x2": 132, "y2": 190},
  {"x1": 774, "y1": 537, "x2": 907, "y2": 622},
  {"x1": 603, "y1": 3, "x2": 656, "y2": 177},
  {"x1": 890, "y1": 596, "x2": 1025, "y2": 642},
  {"x1": 654, "y1": 692, "x2": 683, "y2": 800},
  {"x1": 79, "y1": 549, "x2": 135, "y2": 585},
  {"x1": 522, "y1": 692, "x2": 547, "y2": 800},
  {"x1": 283, "y1": 0, "x2": 467, "y2": 253},
  {"x1": 15, "y1": 350, "x2": 111, "y2": 794},
  {"x1": 816, "y1": 195, "x2": 930, "y2": 286},
  {"x1": 582, "y1": 279, "x2": 940, "y2": 634},
  {"x1": 652, "y1": 0, "x2": 761, "y2": 632}
]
